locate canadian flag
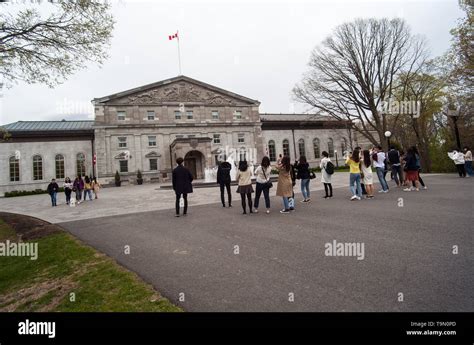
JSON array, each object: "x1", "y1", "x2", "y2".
[{"x1": 169, "y1": 31, "x2": 178, "y2": 40}]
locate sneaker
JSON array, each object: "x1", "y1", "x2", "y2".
[
  {"x1": 415, "y1": 188, "x2": 420, "y2": 192},
  {"x1": 383, "y1": 190, "x2": 389, "y2": 193},
  {"x1": 289, "y1": 207, "x2": 295, "y2": 211},
  {"x1": 378, "y1": 190, "x2": 385, "y2": 193},
  {"x1": 423, "y1": 186, "x2": 428, "y2": 190},
  {"x1": 254, "y1": 209, "x2": 259, "y2": 213},
  {"x1": 350, "y1": 195, "x2": 357, "y2": 200},
  {"x1": 266, "y1": 209, "x2": 270, "y2": 214},
  {"x1": 306, "y1": 198, "x2": 311, "y2": 202},
  {"x1": 228, "y1": 204, "x2": 232, "y2": 208},
  {"x1": 300, "y1": 199, "x2": 307, "y2": 203},
  {"x1": 403, "y1": 188, "x2": 411, "y2": 192},
  {"x1": 356, "y1": 196, "x2": 361, "y2": 200},
  {"x1": 222, "y1": 204, "x2": 226, "y2": 208},
  {"x1": 323, "y1": 196, "x2": 328, "y2": 199},
  {"x1": 175, "y1": 214, "x2": 180, "y2": 217},
  {"x1": 280, "y1": 209, "x2": 290, "y2": 214}
]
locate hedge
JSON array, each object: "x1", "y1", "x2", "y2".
[{"x1": 5, "y1": 187, "x2": 65, "y2": 198}]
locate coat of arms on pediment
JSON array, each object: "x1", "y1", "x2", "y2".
[{"x1": 124, "y1": 82, "x2": 239, "y2": 105}]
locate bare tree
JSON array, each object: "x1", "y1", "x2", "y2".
[
  {"x1": 293, "y1": 18, "x2": 427, "y2": 150},
  {"x1": 0, "y1": 0, "x2": 114, "y2": 87}
]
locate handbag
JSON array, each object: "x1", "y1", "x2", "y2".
[
  {"x1": 262, "y1": 167, "x2": 273, "y2": 189},
  {"x1": 310, "y1": 171, "x2": 316, "y2": 179}
]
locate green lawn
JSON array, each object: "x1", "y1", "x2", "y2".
[{"x1": 0, "y1": 219, "x2": 182, "y2": 312}]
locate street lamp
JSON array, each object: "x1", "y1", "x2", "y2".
[
  {"x1": 334, "y1": 150, "x2": 338, "y2": 167},
  {"x1": 384, "y1": 131, "x2": 392, "y2": 150}
]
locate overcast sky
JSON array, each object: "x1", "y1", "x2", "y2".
[{"x1": 0, "y1": 0, "x2": 464, "y2": 125}]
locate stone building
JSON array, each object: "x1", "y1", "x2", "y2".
[{"x1": 0, "y1": 75, "x2": 369, "y2": 195}]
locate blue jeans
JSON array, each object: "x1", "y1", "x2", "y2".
[
  {"x1": 376, "y1": 167, "x2": 389, "y2": 191},
  {"x1": 349, "y1": 173, "x2": 362, "y2": 197},
  {"x1": 301, "y1": 179, "x2": 310, "y2": 199},
  {"x1": 84, "y1": 189, "x2": 93, "y2": 200},
  {"x1": 50, "y1": 192, "x2": 57, "y2": 206},
  {"x1": 254, "y1": 182, "x2": 270, "y2": 209},
  {"x1": 282, "y1": 197, "x2": 289, "y2": 210},
  {"x1": 465, "y1": 161, "x2": 474, "y2": 176}
]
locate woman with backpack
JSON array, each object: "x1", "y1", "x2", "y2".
[
  {"x1": 83, "y1": 176, "x2": 93, "y2": 201},
  {"x1": 276, "y1": 156, "x2": 294, "y2": 213},
  {"x1": 296, "y1": 155, "x2": 311, "y2": 203},
  {"x1": 235, "y1": 160, "x2": 254, "y2": 215},
  {"x1": 320, "y1": 151, "x2": 333, "y2": 198},
  {"x1": 254, "y1": 156, "x2": 272, "y2": 214}
]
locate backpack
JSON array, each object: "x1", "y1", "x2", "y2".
[{"x1": 325, "y1": 161, "x2": 335, "y2": 175}]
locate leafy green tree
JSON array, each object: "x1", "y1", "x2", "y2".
[{"x1": 0, "y1": 0, "x2": 114, "y2": 87}]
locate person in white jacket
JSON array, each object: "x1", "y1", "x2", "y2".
[
  {"x1": 448, "y1": 150, "x2": 466, "y2": 177},
  {"x1": 320, "y1": 151, "x2": 333, "y2": 198}
]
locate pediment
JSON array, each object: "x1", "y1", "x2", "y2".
[
  {"x1": 94, "y1": 76, "x2": 259, "y2": 106},
  {"x1": 145, "y1": 151, "x2": 161, "y2": 158}
]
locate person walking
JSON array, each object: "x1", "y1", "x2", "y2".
[
  {"x1": 63, "y1": 177, "x2": 73, "y2": 205},
  {"x1": 361, "y1": 150, "x2": 374, "y2": 199},
  {"x1": 346, "y1": 148, "x2": 362, "y2": 200},
  {"x1": 47, "y1": 178, "x2": 59, "y2": 207},
  {"x1": 83, "y1": 176, "x2": 93, "y2": 201},
  {"x1": 92, "y1": 177, "x2": 101, "y2": 199},
  {"x1": 448, "y1": 149, "x2": 466, "y2": 177},
  {"x1": 254, "y1": 156, "x2": 272, "y2": 214},
  {"x1": 276, "y1": 156, "x2": 294, "y2": 213},
  {"x1": 235, "y1": 160, "x2": 254, "y2": 215},
  {"x1": 73, "y1": 175, "x2": 84, "y2": 205},
  {"x1": 412, "y1": 147, "x2": 427, "y2": 189},
  {"x1": 320, "y1": 151, "x2": 333, "y2": 198},
  {"x1": 373, "y1": 145, "x2": 389, "y2": 193},
  {"x1": 404, "y1": 146, "x2": 421, "y2": 191},
  {"x1": 217, "y1": 160, "x2": 232, "y2": 207},
  {"x1": 387, "y1": 146, "x2": 403, "y2": 187},
  {"x1": 463, "y1": 146, "x2": 473, "y2": 177},
  {"x1": 172, "y1": 157, "x2": 193, "y2": 217},
  {"x1": 296, "y1": 155, "x2": 311, "y2": 202}
]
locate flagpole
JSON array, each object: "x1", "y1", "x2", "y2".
[{"x1": 177, "y1": 30, "x2": 182, "y2": 75}]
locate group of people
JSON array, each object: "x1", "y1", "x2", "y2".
[
  {"x1": 448, "y1": 146, "x2": 473, "y2": 178},
  {"x1": 46, "y1": 175, "x2": 101, "y2": 207}
]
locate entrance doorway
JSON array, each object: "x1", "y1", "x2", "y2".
[{"x1": 184, "y1": 150, "x2": 205, "y2": 179}]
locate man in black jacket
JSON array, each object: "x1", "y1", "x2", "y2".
[
  {"x1": 216, "y1": 161, "x2": 232, "y2": 207},
  {"x1": 388, "y1": 146, "x2": 403, "y2": 187},
  {"x1": 172, "y1": 157, "x2": 193, "y2": 217},
  {"x1": 47, "y1": 178, "x2": 59, "y2": 207}
]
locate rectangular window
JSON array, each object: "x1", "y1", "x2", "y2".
[
  {"x1": 213, "y1": 134, "x2": 221, "y2": 144},
  {"x1": 118, "y1": 137, "x2": 127, "y2": 148},
  {"x1": 234, "y1": 110, "x2": 242, "y2": 120},
  {"x1": 149, "y1": 158, "x2": 158, "y2": 171},
  {"x1": 148, "y1": 136, "x2": 157, "y2": 147},
  {"x1": 212, "y1": 110, "x2": 219, "y2": 120},
  {"x1": 174, "y1": 110, "x2": 181, "y2": 120},
  {"x1": 117, "y1": 111, "x2": 126, "y2": 121},
  {"x1": 186, "y1": 111, "x2": 193, "y2": 120},
  {"x1": 238, "y1": 133, "x2": 245, "y2": 143},
  {"x1": 119, "y1": 160, "x2": 128, "y2": 173},
  {"x1": 147, "y1": 111, "x2": 155, "y2": 120}
]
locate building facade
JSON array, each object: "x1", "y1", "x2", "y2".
[{"x1": 1, "y1": 75, "x2": 368, "y2": 195}]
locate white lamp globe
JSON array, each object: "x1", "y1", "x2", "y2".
[{"x1": 384, "y1": 131, "x2": 392, "y2": 138}]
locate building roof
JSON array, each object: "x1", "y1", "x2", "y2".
[
  {"x1": 93, "y1": 75, "x2": 260, "y2": 105},
  {"x1": 259, "y1": 113, "x2": 341, "y2": 122},
  {"x1": 2, "y1": 120, "x2": 95, "y2": 132}
]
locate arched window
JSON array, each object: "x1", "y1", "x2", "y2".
[
  {"x1": 55, "y1": 154, "x2": 65, "y2": 179},
  {"x1": 239, "y1": 147, "x2": 247, "y2": 162},
  {"x1": 268, "y1": 140, "x2": 276, "y2": 162},
  {"x1": 328, "y1": 138, "x2": 334, "y2": 157},
  {"x1": 282, "y1": 139, "x2": 290, "y2": 157},
  {"x1": 298, "y1": 139, "x2": 306, "y2": 158},
  {"x1": 9, "y1": 156, "x2": 20, "y2": 182},
  {"x1": 313, "y1": 138, "x2": 320, "y2": 159},
  {"x1": 341, "y1": 138, "x2": 347, "y2": 154},
  {"x1": 76, "y1": 153, "x2": 86, "y2": 177},
  {"x1": 32, "y1": 155, "x2": 43, "y2": 180}
]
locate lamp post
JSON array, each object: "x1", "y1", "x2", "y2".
[
  {"x1": 334, "y1": 150, "x2": 339, "y2": 167},
  {"x1": 384, "y1": 131, "x2": 392, "y2": 150}
]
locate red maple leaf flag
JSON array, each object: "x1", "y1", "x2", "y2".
[{"x1": 169, "y1": 31, "x2": 179, "y2": 40}]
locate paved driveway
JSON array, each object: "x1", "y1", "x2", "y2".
[{"x1": 55, "y1": 174, "x2": 473, "y2": 312}]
